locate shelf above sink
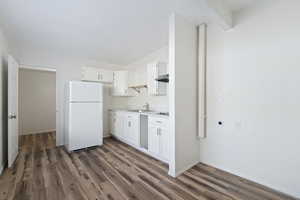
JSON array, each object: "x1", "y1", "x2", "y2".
[
  {"x1": 128, "y1": 84, "x2": 147, "y2": 93},
  {"x1": 128, "y1": 109, "x2": 154, "y2": 113}
]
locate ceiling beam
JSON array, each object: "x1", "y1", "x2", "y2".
[{"x1": 205, "y1": 0, "x2": 233, "y2": 30}]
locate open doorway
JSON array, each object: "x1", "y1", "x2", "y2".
[{"x1": 18, "y1": 67, "x2": 56, "y2": 151}]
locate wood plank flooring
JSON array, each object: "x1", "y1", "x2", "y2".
[{"x1": 0, "y1": 133, "x2": 297, "y2": 200}]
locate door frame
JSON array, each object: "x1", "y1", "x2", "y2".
[{"x1": 19, "y1": 65, "x2": 58, "y2": 145}]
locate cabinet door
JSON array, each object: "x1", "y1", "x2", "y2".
[
  {"x1": 123, "y1": 116, "x2": 131, "y2": 142},
  {"x1": 148, "y1": 126, "x2": 160, "y2": 155},
  {"x1": 115, "y1": 112, "x2": 124, "y2": 139},
  {"x1": 82, "y1": 67, "x2": 113, "y2": 83},
  {"x1": 98, "y1": 69, "x2": 113, "y2": 83},
  {"x1": 131, "y1": 116, "x2": 140, "y2": 146},
  {"x1": 113, "y1": 71, "x2": 129, "y2": 96},
  {"x1": 81, "y1": 67, "x2": 98, "y2": 81},
  {"x1": 147, "y1": 63, "x2": 158, "y2": 95},
  {"x1": 109, "y1": 112, "x2": 113, "y2": 135},
  {"x1": 112, "y1": 72, "x2": 119, "y2": 95},
  {"x1": 110, "y1": 112, "x2": 116, "y2": 136},
  {"x1": 113, "y1": 71, "x2": 135, "y2": 96},
  {"x1": 159, "y1": 127, "x2": 170, "y2": 161},
  {"x1": 126, "y1": 114, "x2": 139, "y2": 146},
  {"x1": 147, "y1": 62, "x2": 167, "y2": 96}
]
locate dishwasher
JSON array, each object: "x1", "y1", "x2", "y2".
[{"x1": 140, "y1": 114, "x2": 148, "y2": 150}]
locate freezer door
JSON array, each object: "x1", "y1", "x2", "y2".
[
  {"x1": 69, "y1": 81, "x2": 102, "y2": 102},
  {"x1": 68, "y1": 102, "x2": 103, "y2": 151}
]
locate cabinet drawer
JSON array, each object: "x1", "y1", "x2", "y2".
[
  {"x1": 125, "y1": 112, "x2": 139, "y2": 118},
  {"x1": 148, "y1": 116, "x2": 169, "y2": 129}
]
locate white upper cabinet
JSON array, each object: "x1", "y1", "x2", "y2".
[
  {"x1": 98, "y1": 69, "x2": 114, "y2": 83},
  {"x1": 112, "y1": 71, "x2": 134, "y2": 96},
  {"x1": 128, "y1": 68, "x2": 147, "y2": 87},
  {"x1": 81, "y1": 67, "x2": 113, "y2": 83},
  {"x1": 147, "y1": 62, "x2": 167, "y2": 96}
]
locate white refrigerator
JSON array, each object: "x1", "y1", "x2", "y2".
[{"x1": 65, "y1": 81, "x2": 103, "y2": 151}]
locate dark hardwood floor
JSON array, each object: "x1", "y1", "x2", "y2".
[{"x1": 0, "y1": 132, "x2": 297, "y2": 200}]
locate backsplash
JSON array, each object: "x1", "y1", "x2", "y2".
[
  {"x1": 112, "y1": 87, "x2": 169, "y2": 112},
  {"x1": 127, "y1": 88, "x2": 169, "y2": 112}
]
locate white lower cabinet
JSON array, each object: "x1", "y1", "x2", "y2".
[
  {"x1": 159, "y1": 127, "x2": 170, "y2": 160},
  {"x1": 148, "y1": 126, "x2": 160, "y2": 155},
  {"x1": 110, "y1": 111, "x2": 169, "y2": 163},
  {"x1": 115, "y1": 112, "x2": 125, "y2": 139},
  {"x1": 110, "y1": 111, "x2": 139, "y2": 147},
  {"x1": 109, "y1": 111, "x2": 116, "y2": 135},
  {"x1": 124, "y1": 113, "x2": 140, "y2": 146},
  {"x1": 148, "y1": 116, "x2": 170, "y2": 161}
]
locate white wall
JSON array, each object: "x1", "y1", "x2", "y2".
[
  {"x1": 16, "y1": 54, "x2": 123, "y2": 145},
  {"x1": 169, "y1": 14, "x2": 200, "y2": 177},
  {"x1": 0, "y1": 29, "x2": 8, "y2": 173},
  {"x1": 19, "y1": 68, "x2": 56, "y2": 135},
  {"x1": 112, "y1": 46, "x2": 169, "y2": 112},
  {"x1": 200, "y1": 1, "x2": 300, "y2": 198}
]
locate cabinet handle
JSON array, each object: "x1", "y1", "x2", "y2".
[
  {"x1": 128, "y1": 122, "x2": 131, "y2": 127},
  {"x1": 157, "y1": 128, "x2": 159, "y2": 135},
  {"x1": 156, "y1": 121, "x2": 162, "y2": 123}
]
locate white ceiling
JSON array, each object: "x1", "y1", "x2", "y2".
[{"x1": 0, "y1": 0, "x2": 256, "y2": 65}]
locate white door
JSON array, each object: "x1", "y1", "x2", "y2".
[{"x1": 8, "y1": 55, "x2": 19, "y2": 167}]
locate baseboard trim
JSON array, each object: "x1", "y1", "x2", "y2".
[
  {"x1": 199, "y1": 161, "x2": 300, "y2": 199},
  {"x1": 103, "y1": 134, "x2": 112, "y2": 138},
  {"x1": 169, "y1": 159, "x2": 200, "y2": 177},
  {"x1": 21, "y1": 129, "x2": 56, "y2": 135}
]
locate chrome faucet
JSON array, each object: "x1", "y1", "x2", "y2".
[{"x1": 143, "y1": 102, "x2": 150, "y2": 111}]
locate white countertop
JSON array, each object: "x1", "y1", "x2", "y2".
[{"x1": 109, "y1": 109, "x2": 169, "y2": 118}]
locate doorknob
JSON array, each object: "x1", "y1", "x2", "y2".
[{"x1": 8, "y1": 114, "x2": 17, "y2": 119}]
